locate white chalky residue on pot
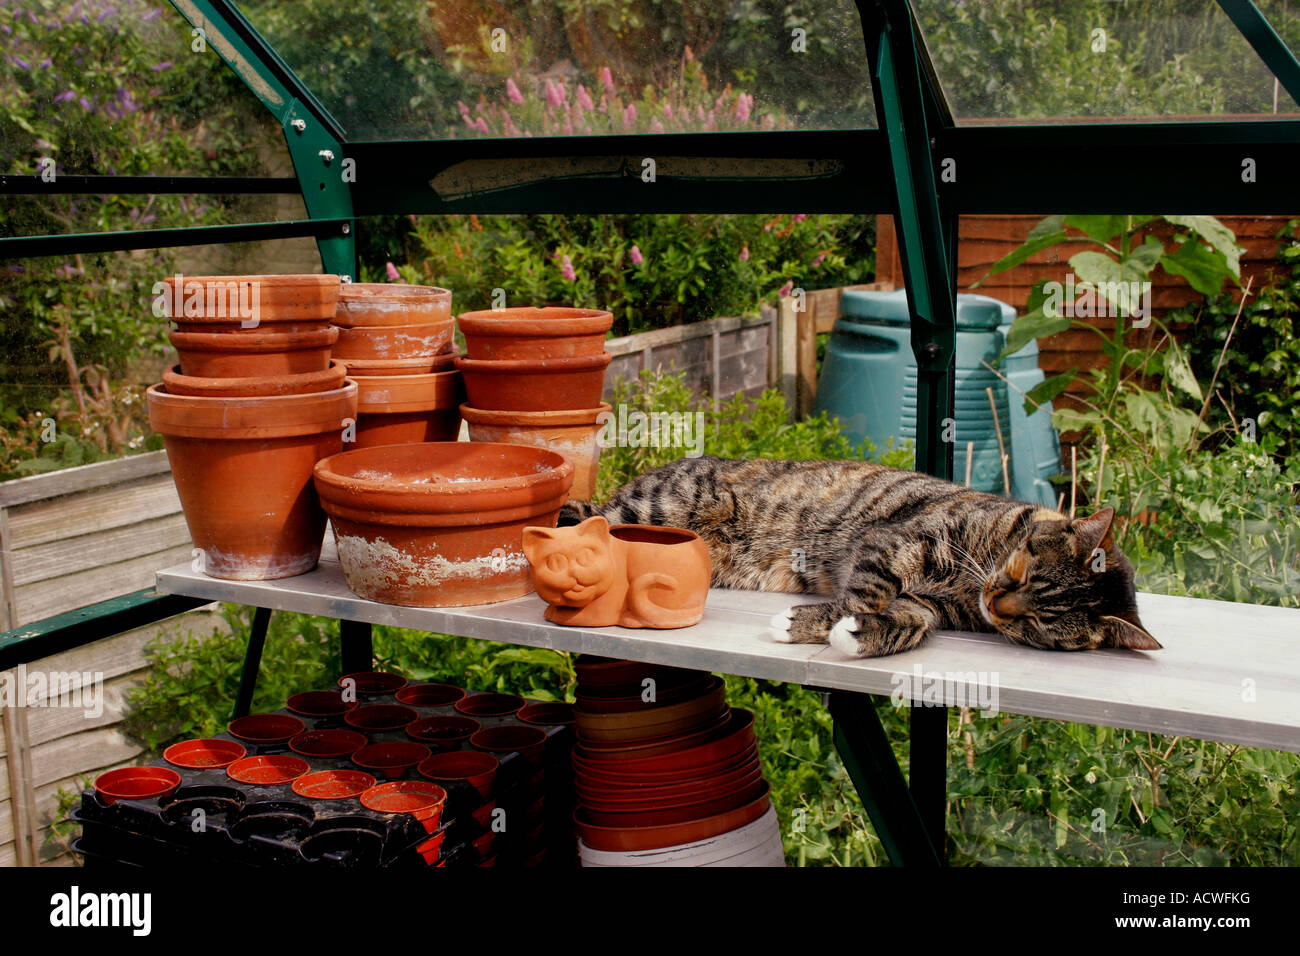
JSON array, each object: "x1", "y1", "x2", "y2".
[
  {"x1": 350, "y1": 468, "x2": 394, "y2": 481},
  {"x1": 335, "y1": 533, "x2": 529, "y2": 593}
]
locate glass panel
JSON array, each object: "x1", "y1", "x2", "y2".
[
  {"x1": 233, "y1": 0, "x2": 876, "y2": 140},
  {"x1": 914, "y1": 0, "x2": 1300, "y2": 122}
]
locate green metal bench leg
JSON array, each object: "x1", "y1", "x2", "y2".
[
  {"x1": 339, "y1": 619, "x2": 373, "y2": 676},
  {"x1": 232, "y1": 607, "x2": 272, "y2": 719},
  {"x1": 909, "y1": 701, "x2": 949, "y2": 857},
  {"x1": 831, "y1": 690, "x2": 942, "y2": 867}
]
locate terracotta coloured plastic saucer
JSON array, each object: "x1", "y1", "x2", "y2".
[
  {"x1": 454, "y1": 692, "x2": 525, "y2": 718},
  {"x1": 575, "y1": 782, "x2": 772, "y2": 852},
  {"x1": 94, "y1": 766, "x2": 182, "y2": 805},
  {"x1": 345, "y1": 704, "x2": 420, "y2": 732},
  {"x1": 226, "y1": 755, "x2": 310, "y2": 786},
  {"x1": 289, "y1": 729, "x2": 368, "y2": 759},
  {"x1": 417, "y1": 750, "x2": 498, "y2": 799},
  {"x1": 517, "y1": 702, "x2": 576, "y2": 726},
  {"x1": 227, "y1": 713, "x2": 306, "y2": 746},
  {"x1": 286, "y1": 690, "x2": 357, "y2": 719},
  {"x1": 405, "y1": 715, "x2": 480, "y2": 750},
  {"x1": 163, "y1": 738, "x2": 246, "y2": 770},
  {"x1": 394, "y1": 682, "x2": 466, "y2": 707},
  {"x1": 292, "y1": 770, "x2": 377, "y2": 800},
  {"x1": 469, "y1": 724, "x2": 547, "y2": 766},
  {"x1": 360, "y1": 780, "x2": 448, "y2": 828},
  {"x1": 353, "y1": 742, "x2": 431, "y2": 779}
]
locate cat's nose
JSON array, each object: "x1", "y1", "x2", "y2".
[{"x1": 991, "y1": 590, "x2": 1029, "y2": 618}]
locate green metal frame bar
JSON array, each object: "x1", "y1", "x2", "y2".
[
  {"x1": 1217, "y1": 0, "x2": 1300, "y2": 108},
  {"x1": 0, "y1": 175, "x2": 299, "y2": 195},
  {"x1": 0, "y1": 218, "x2": 349, "y2": 260}
]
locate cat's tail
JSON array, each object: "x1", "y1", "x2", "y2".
[
  {"x1": 558, "y1": 500, "x2": 601, "y2": 526},
  {"x1": 623, "y1": 572, "x2": 703, "y2": 628}
]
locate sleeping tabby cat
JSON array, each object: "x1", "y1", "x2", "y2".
[{"x1": 559, "y1": 457, "x2": 1160, "y2": 657}]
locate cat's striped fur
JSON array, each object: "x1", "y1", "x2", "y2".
[{"x1": 559, "y1": 457, "x2": 1160, "y2": 657}]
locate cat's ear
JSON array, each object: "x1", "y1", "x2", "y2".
[
  {"x1": 1101, "y1": 610, "x2": 1161, "y2": 650},
  {"x1": 577, "y1": 515, "x2": 609, "y2": 538},
  {"x1": 521, "y1": 526, "x2": 557, "y2": 562},
  {"x1": 1072, "y1": 507, "x2": 1115, "y2": 566}
]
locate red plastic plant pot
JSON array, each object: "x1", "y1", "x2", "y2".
[
  {"x1": 344, "y1": 704, "x2": 420, "y2": 732},
  {"x1": 292, "y1": 770, "x2": 378, "y2": 800},
  {"x1": 286, "y1": 690, "x2": 357, "y2": 719},
  {"x1": 405, "y1": 715, "x2": 480, "y2": 751},
  {"x1": 394, "y1": 682, "x2": 467, "y2": 707},
  {"x1": 94, "y1": 766, "x2": 182, "y2": 805},
  {"x1": 573, "y1": 708, "x2": 754, "y2": 773},
  {"x1": 574, "y1": 675, "x2": 713, "y2": 713},
  {"x1": 360, "y1": 780, "x2": 448, "y2": 830},
  {"x1": 470, "y1": 800, "x2": 497, "y2": 830},
  {"x1": 453, "y1": 692, "x2": 525, "y2": 718},
  {"x1": 226, "y1": 713, "x2": 306, "y2": 746},
  {"x1": 574, "y1": 742, "x2": 761, "y2": 791},
  {"x1": 577, "y1": 765, "x2": 765, "y2": 813},
  {"x1": 338, "y1": 671, "x2": 408, "y2": 696},
  {"x1": 580, "y1": 778, "x2": 768, "y2": 828},
  {"x1": 416, "y1": 829, "x2": 447, "y2": 864},
  {"x1": 289, "y1": 729, "x2": 368, "y2": 759},
  {"x1": 417, "y1": 750, "x2": 498, "y2": 800},
  {"x1": 469, "y1": 724, "x2": 547, "y2": 768},
  {"x1": 226, "y1": 755, "x2": 311, "y2": 786},
  {"x1": 517, "y1": 702, "x2": 576, "y2": 726},
  {"x1": 573, "y1": 676, "x2": 725, "y2": 742},
  {"x1": 162, "y1": 738, "x2": 246, "y2": 770},
  {"x1": 572, "y1": 710, "x2": 730, "y2": 760},
  {"x1": 573, "y1": 656, "x2": 707, "y2": 693},
  {"x1": 471, "y1": 830, "x2": 495, "y2": 859},
  {"x1": 574, "y1": 783, "x2": 772, "y2": 852},
  {"x1": 352, "y1": 742, "x2": 431, "y2": 779}
]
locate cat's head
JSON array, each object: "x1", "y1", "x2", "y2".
[
  {"x1": 980, "y1": 508, "x2": 1161, "y2": 652},
  {"x1": 522, "y1": 515, "x2": 616, "y2": 609}
]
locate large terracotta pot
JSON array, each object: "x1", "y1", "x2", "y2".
[
  {"x1": 312, "y1": 442, "x2": 575, "y2": 607},
  {"x1": 335, "y1": 283, "x2": 452, "y2": 328},
  {"x1": 456, "y1": 307, "x2": 613, "y2": 360},
  {"x1": 351, "y1": 370, "x2": 465, "y2": 448},
  {"x1": 147, "y1": 382, "x2": 357, "y2": 579},
  {"x1": 461, "y1": 402, "x2": 608, "y2": 500},
  {"x1": 161, "y1": 273, "x2": 340, "y2": 327},
  {"x1": 454, "y1": 352, "x2": 612, "y2": 411},
  {"x1": 162, "y1": 361, "x2": 347, "y2": 398},
  {"x1": 170, "y1": 327, "x2": 339, "y2": 378},
  {"x1": 333, "y1": 322, "x2": 455, "y2": 363}
]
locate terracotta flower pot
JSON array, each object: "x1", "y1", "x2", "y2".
[
  {"x1": 352, "y1": 742, "x2": 431, "y2": 779},
  {"x1": 360, "y1": 781, "x2": 448, "y2": 828},
  {"x1": 148, "y1": 382, "x2": 356, "y2": 580},
  {"x1": 162, "y1": 361, "x2": 346, "y2": 398},
  {"x1": 334, "y1": 322, "x2": 455, "y2": 362},
  {"x1": 161, "y1": 273, "x2": 340, "y2": 327},
  {"x1": 335, "y1": 283, "x2": 452, "y2": 328},
  {"x1": 455, "y1": 352, "x2": 612, "y2": 411},
  {"x1": 227, "y1": 713, "x2": 307, "y2": 746},
  {"x1": 454, "y1": 692, "x2": 525, "y2": 718},
  {"x1": 313, "y1": 442, "x2": 574, "y2": 607},
  {"x1": 292, "y1": 770, "x2": 377, "y2": 800},
  {"x1": 169, "y1": 326, "x2": 339, "y2": 378},
  {"x1": 286, "y1": 689, "x2": 357, "y2": 719},
  {"x1": 288, "y1": 729, "x2": 368, "y2": 759},
  {"x1": 351, "y1": 370, "x2": 465, "y2": 448},
  {"x1": 335, "y1": 356, "x2": 437, "y2": 376},
  {"x1": 227, "y1": 755, "x2": 311, "y2": 786},
  {"x1": 95, "y1": 766, "x2": 182, "y2": 805},
  {"x1": 163, "y1": 738, "x2": 247, "y2": 770},
  {"x1": 417, "y1": 750, "x2": 499, "y2": 799},
  {"x1": 456, "y1": 307, "x2": 613, "y2": 360},
  {"x1": 405, "y1": 715, "x2": 480, "y2": 750},
  {"x1": 523, "y1": 518, "x2": 712, "y2": 629},
  {"x1": 462, "y1": 403, "x2": 608, "y2": 500},
  {"x1": 394, "y1": 683, "x2": 466, "y2": 707},
  {"x1": 344, "y1": 704, "x2": 420, "y2": 732}
]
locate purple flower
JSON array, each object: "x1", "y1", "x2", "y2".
[
  {"x1": 11, "y1": 56, "x2": 30, "y2": 71},
  {"x1": 54, "y1": 90, "x2": 76, "y2": 103},
  {"x1": 96, "y1": 8, "x2": 110, "y2": 21},
  {"x1": 576, "y1": 84, "x2": 594, "y2": 111},
  {"x1": 629, "y1": 245, "x2": 643, "y2": 266},
  {"x1": 142, "y1": 8, "x2": 162, "y2": 23},
  {"x1": 506, "y1": 78, "x2": 524, "y2": 105},
  {"x1": 151, "y1": 61, "x2": 172, "y2": 72},
  {"x1": 739, "y1": 245, "x2": 750, "y2": 262},
  {"x1": 544, "y1": 79, "x2": 563, "y2": 109},
  {"x1": 600, "y1": 67, "x2": 615, "y2": 95},
  {"x1": 735, "y1": 93, "x2": 752, "y2": 123},
  {"x1": 561, "y1": 255, "x2": 576, "y2": 282},
  {"x1": 385, "y1": 262, "x2": 401, "y2": 282},
  {"x1": 78, "y1": 97, "x2": 92, "y2": 111}
]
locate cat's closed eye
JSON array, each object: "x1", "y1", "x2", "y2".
[
  {"x1": 575, "y1": 547, "x2": 597, "y2": 568},
  {"x1": 545, "y1": 553, "x2": 568, "y2": 573}
]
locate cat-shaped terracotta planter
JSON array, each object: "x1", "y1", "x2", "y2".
[{"x1": 521, "y1": 516, "x2": 712, "y2": 628}]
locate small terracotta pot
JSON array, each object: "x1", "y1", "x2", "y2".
[
  {"x1": 360, "y1": 781, "x2": 448, "y2": 828},
  {"x1": 227, "y1": 713, "x2": 307, "y2": 746},
  {"x1": 394, "y1": 683, "x2": 466, "y2": 707},
  {"x1": 353, "y1": 742, "x2": 431, "y2": 779},
  {"x1": 148, "y1": 383, "x2": 356, "y2": 580},
  {"x1": 338, "y1": 671, "x2": 408, "y2": 696},
  {"x1": 227, "y1": 755, "x2": 311, "y2": 786},
  {"x1": 454, "y1": 692, "x2": 525, "y2": 718},
  {"x1": 335, "y1": 283, "x2": 452, "y2": 328},
  {"x1": 161, "y1": 273, "x2": 340, "y2": 325},
  {"x1": 344, "y1": 704, "x2": 420, "y2": 732},
  {"x1": 95, "y1": 766, "x2": 182, "y2": 805},
  {"x1": 292, "y1": 770, "x2": 377, "y2": 800},
  {"x1": 417, "y1": 750, "x2": 498, "y2": 799},
  {"x1": 162, "y1": 361, "x2": 347, "y2": 398},
  {"x1": 456, "y1": 307, "x2": 613, "y2": 360},
  {"x1": 286, "y1": 690, "x2": 357, "y2": 719},
  {"x1": 289, "y1": 729, "x2": 368, "y2": 759},
  {"x1": 313, "y1": 442, "x2": 575, "y2": 607},
  {"x1": 163, "y1": 738, "x2": 247, "y2": 770},
  {"x1": 351, "y1": 370, "x2": 464, "y2": 448},
  {"x1": 455, "y1": 352, "x2": 612, "y2": 411},
  {"x1": 405, "y1": 715, "x2": 480, "y2": 750},
  {"x1": 334, "y1": 322, "x2": 455, "y2": 362},
  {"x1": 169, "y1": 326, "x2": 339, "y2": 378},
  {"x1": 462, "y1": 403, "x2": 608, "y2": 500},
  {"x1": 469, "y1": 724, "x2": 547, "y2": 767},
  {"x1": 575, "y1": 782, "x2": 771, "y2": 852},
  {"x1": 517, "y1": 702, "x2": 576, "y2": 726}
]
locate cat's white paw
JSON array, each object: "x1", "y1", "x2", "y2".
[
  {"x1": 767, "y1": 607, "x2": 796, "y2": 643},
  {"x1": 828, "y1": 616, "x2": 862, "y2": 656}
]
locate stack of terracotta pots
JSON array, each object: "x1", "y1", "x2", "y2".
[
  {"x1": 147, "y1": 274, "x2": 357, "y2": 580},
  {"x1": 333, "y1": 283, "x2": 461, "y2": 448},
  {"x1": 456, "y1": 307, "x2": 613, "y2": 501},
  {"x1": 569, "y1": 657, "x2": 784, "y2": 867}
]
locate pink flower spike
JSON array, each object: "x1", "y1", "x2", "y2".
[
  {"x1": 793, "y1": 213, "x2": 807, "y2": 224},
  {"x1": 562, "y1": 255, "x2": 577, "y2": 282},
  {"x1": 577, "y1": 84, "x2": 594, "y2": 111},
  {"x1": 811, "y1": 253, "x2": 826, "y2": 268},
  {"x1": 385, "y1": 262, "x2": 401, "y2": 282},
  {"x1": 650, "y1": 118, "x2": 664, "y2": 134},
  {"x1": 630, "y1": 245, "x2": 644, "y2": 265},
  {"x1": 664, "y1": 102, "x2": 673, "y2": 120},
  {"x1": 476, "y1": 117, "x2": 490, "y2": 134},
  {"x1": 506, "y1": 78, "x2": 524, "y2": 105},
  {"x1": 622, "y1": 102, "x2": 636, "y2": 128},
  {"x1": 458, "y1": 100, "x2": 470, "y2": 116},
  {"x1": 600, "y1": 66, "x2": 615, "y2": 94},
  {"x1": 545, "y1": 79, "x2": 563, "y2": 109},
  {"x1": 778, "y1": 281, "x2": 794, "y2": 297},
  {"x1": 735, "y1": 93, "x2": 751, "y2": 123},
  {"x1": 739, "y1": 245, "x2": 750, "y2": 262}
]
